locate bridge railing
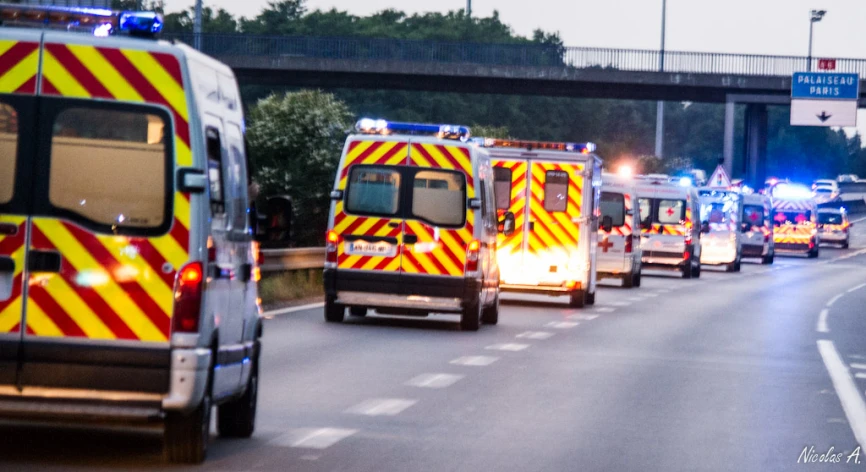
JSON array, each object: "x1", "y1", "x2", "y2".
[{"x1": 164, "y1": 33, "x2": 866, "y2": 78}]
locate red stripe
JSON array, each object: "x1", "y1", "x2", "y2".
[
  {"x1": 41, "y1": 77, "x2": 60, "y2": 95},
  {"x1": 134, "y1": 239, "x2": 176, "y2": 289},
  {"x1": 169, "y1": 218, "x2": 189, "y2": 251},
  {"x1": 14, "y1": 75, "x2": 36, "y2": 94},
  {"x1": 45, "y1": 43, "x2": 112, "y2": 98},
  {"x1": 410, "y1": 144, "x2": 439, "y2": 168},
  {"x1": 0, "y1": 224, "x2": 25, "y2": 256},
  {"x1": 95, "y1": 47, "x2": 190, "y2": 147},
  {"x1": 409, "y1": 224, "x2": 463, "y2": 272},
  {"x1": 28, "y1": 287, "x2": 87, "y2": 337},
  {"x1": 374, "y1": 142, "x2": 407, "y2": 165},
  {"x1": 151, "y1": 52, "x2": 183, "y2": 86},
  {"x1": 0, "y1": 42, "x2": 37, "y2": 78},
  {"x1": 434, "y1": 144, "x2": 465, "y2": 170},
  {"x1": 0, "y1": 273, "x2": 22, "y2": 319}
]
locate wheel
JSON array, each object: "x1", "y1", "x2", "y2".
[
  {"x1": 481, "y1": 293, "x2": 499, "y2": 325},
  {"x1": 808, "y1": 247, "x2": 819, "y2": 259},
  {"x1": 586, "y1": 291, "x2": 596, "y2": 305},
  {"x1": 218, "y1": 353, "x2": 259, "y2": 438},
  {"x1": 634, "y1": 271, "x2": 642, "y2": 287},
  {"x1": 732, "y1": 259, "x2": 741, "y2": 272},
  {"x1": 622, "y1": 273, "x2": 634, "y2": 288},
  {"x1": 761, "y1": 254, "x2": 774, "y2": 265},
  {"x1": 460, "y1": 298, "x2": 481, "y2": 331},
  {"x1": 692, "y1": 262, "x2": 701, "y2": 278},
  {"x1": 324, "y1": 296, "x2": 345, "y2": 323},
  {"x1": 164, "y1": 379, "x2": 212, "y2": 464},
  {"x1": 681, "y1": 263, "x2": 693, "y2": 279},
  {"x1": 568, "y1": 290, "x2": 586, "y2": 308},
  {"x1": 349, "y1": 306, "x2": 368, "y2": 317},
  {"x1": 842, "y1": 241, "x2": 850, "y2": 249}
]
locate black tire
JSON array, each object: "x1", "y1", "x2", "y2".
[
  {"x1": 808, "y1": 247, "x2": 819, "y2": 259},
  {"x1": 164, "y1": 384, "x2": 212, "y2": 464},
  {"x1": 460, "y1": 298, "x2": 481, "y2": 331},
  {"x1": 349, "y1": 306, "x2": 368, "y2": 317},
  {"x1": 842, "y1": 241, "x2": 850, "y2": 249},
  {"x1": 324, "y1": 296, "x2": 345, "y2": 323},
  {"x1": 692, "y1": 262, "x2": 701, "y2": 278},
  {"x1": 622, "y1": 273, "x2": 634, "y2": 288},
  {"x1": 634, "y1": 271, "x2": 642, "y2": 287},
  {"x1": 732, "y1": 259, "x2": 741, "y2": 272},
  {"x1": 218, "y1": 355, "x2": 259, "y2": 439},
  {"x1": 681, "y1": 262, "x2": 693, "y2": 279},
  {"x1": 761, "y1": 254, "x2": 774, "y2": 265},
  {"x1": 586, "y1": 291, "x2": 596, "y2": 305},
  {"x1": 481, "y1": 293, "x2": 499, "y2": 325},
  {"x1": 568, "y1": 290, "x2": 586, "y2": 308}
]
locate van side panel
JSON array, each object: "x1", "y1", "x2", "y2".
[
  {"x1": 403, "y1": 143, "x2": 474, "y2": 277},
  {"x1": 492, "y1": 159, "x2": 528, "y2": 276},
  {"x1": 0, "y1": 39, "x2": 39, "y2": 94}
]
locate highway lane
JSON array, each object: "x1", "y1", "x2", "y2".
[{"x1": 3, "y1": 228, "x2": 866, "y2": 471}]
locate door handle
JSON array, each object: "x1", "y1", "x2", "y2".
[
  {"x1": 403, "y1": 234, "x2": 418, "y2": 244},
  {"x1": 388, "y1": 222, "x2": 401, "y2": 228},
  {"x1": 0, "y1": 257, "x2": 13, "y2": 272},
  {"x1": 27, "y1": 251, "x2": 62, "y2": 273},
  {"x1": 0, "y1": 223, "x2": 17, "y2": 236},
  {"x1": 529, "y1": 222, "x2": 535, "y2": 231}
]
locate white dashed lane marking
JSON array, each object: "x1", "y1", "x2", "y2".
[
  {"x1": 592, "y1": 307, "x2": 616, "y2": 313},
  {"x1": 850, "y1": 363, "x2": 866, "y2": 370},
  {"x1": 450, "y1": 356, "x2": 499, "y2": 366},
  {"x1": 516, "y1": 331, "x2": 555, "y2": 340},
  {"x1": 545, "y1": 321, "x2": 580, "y2": 329},
  {"x1": 817, "y1": 308, "x2": 830, "y2": 334},
  {"x1": 486, "y1": 343, "x2": 530, "y2": 352},
  {"x1": 405, "y1": 373, "x2": 464, "y2": 389},
  {"x1": 346, "y1": 398, "x2": 417, "y2": 416},
  {"x1": 271, "y1": 428, "x2": 358, "y2": 449},
  {"x1": 855, "y1": 373, "x2": 866, "y2": 379},
  {"x1": 597, "y1": 301, "x2": 632, "y2": 307},
  {"x1": 568, "y1": 314, "x2": 599, "y2": 321}
]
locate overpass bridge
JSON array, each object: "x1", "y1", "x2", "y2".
[{"x1": 167, "y1": 33, "x2": 866, "y2": 185}]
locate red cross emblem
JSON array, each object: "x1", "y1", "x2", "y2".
[
  {"x1": 774, "y1": 213, "x2": 787, "y2": 223},
  {"x1": 599, "y1": 237, "x2": 614, "y2": 253},
  {"x1": 795, "y1": 213, "x2": 807, "y2": 224},
  {"x1": 666, "y1": 207, "x2": 676, "y2": 217},
  {"x1": 749, "y1": 212, "x2": 760, "y2": 222}
]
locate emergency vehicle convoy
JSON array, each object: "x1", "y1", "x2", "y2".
[
  {"x1": 741, "y1": 192, "x2": 775, "y2": 264},
  {"x1": 486, "y1": 139, "x2": 602, "y2": 308},
  {"x1": 324, "y1": 120, "x2": 502, "y2": 331},
  {"x1": 697, "y1": 188, "x2": 744, "y2": 272},
  {"x1": 632, "y1": 175, "x2": 704, "y2": 279},
  {"x1": 770, "y1": 183, "x2": 820, "y2": 257},
  {"x1": 598, "y1": 173, "x2": 642, "y2": 288},
  {"x1": 0, "y1": 4, "x2": 261, "y2": 464}
]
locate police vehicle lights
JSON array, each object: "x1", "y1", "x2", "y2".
[
  {"x1": 477, "y1": 138, "x2": 596, "y2": 154},
  {"x1": 0, "y1": 3, "x2": 163, "y2": 38},
  {"x1": 355, "y1": 118, "x2": 471, "y2": 141}
]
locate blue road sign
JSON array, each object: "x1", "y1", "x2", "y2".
[{"x1": 792, "y1": 72, "x2": 860, "y2": 100}]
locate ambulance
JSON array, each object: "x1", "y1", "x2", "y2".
[
  {"x1": 770, "y1": 183, "x2": 820, "y2": 257},
  {"x1": 741, "y1": 192, "x2": 775, "y2": 264},
  {"x1": 697, "y1": 188, "x2": 744, "y2": 272},
  {"x1": 0, "y1": 5, "x2": 262, "y2": 463},
  {"x1": 486, "y1": 139, "x2": 601, "y2": 308},
  {"x1": 633, "y1": 175, "x2": 704, "y2": 278},
  {"x1": 598, "y1": 173, "x2": 642, "y2": 287},
  {"x1": 324, "y1": 120, "x2": 501, "y2": 331}
]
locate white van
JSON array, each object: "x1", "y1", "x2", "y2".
[
  {"x1": 742, "y1": 192, "x2": 775, "y2": 263},
  {"x1": 598, "y1": 173, "x2": 642, "y2": 287},
  {"x1": 698, "y1": 188, "x2": 744, "y2": 272}
]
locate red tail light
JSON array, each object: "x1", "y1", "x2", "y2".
[
  {"x1": 466, "y1": 240, "x2": 481, "y2": 272},
  {"x1": 254, "y1": 242, "x2": 264, "y2": 266},
  {"x1": 683, "y1": 250, "x2": 690, "y2": 260},
  {"x1": 172, "y1": 262, "x2": 204, "y2": 334},
  {"x1": 764, "y1": 233, "x2": 770, "y2": 243},
  {"x1": 624, "y1": 234, "x2": 633, "y2": 253},
  {"x1": 326, "y1": 231, "x2": 340, "y2": 265}
]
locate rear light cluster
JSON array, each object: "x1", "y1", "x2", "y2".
[
  {"x1": 326, "y1": 231, "x2": 340, "y2": 265},
  {"x1": 466, "y1": 240, "x2": 481, "y2": 272},
  {"x1": 624, "y1": 234, "x2": 633, "y2": 254},
  {"x1": 172, "y1": 262, "x2": 204, "y2": 334}
]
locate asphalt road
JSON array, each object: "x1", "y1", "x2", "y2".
[{"x1": 5, "y1": 224, "x2": 866, "y2": 471}]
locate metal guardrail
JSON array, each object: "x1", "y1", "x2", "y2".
[
  {"x1": 261, "y1": 247, "x2": 325, "y2": 273},
  {"x1": 165, "y1": 33, "x2": 866, "y2": 78}
]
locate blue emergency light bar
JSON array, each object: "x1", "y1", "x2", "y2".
[
  {"x1": 355, "y1": 118, "x2": 471, "y2": 141},
  {"x1": 478, "y1": 138, "x2": 597, "y2": 154},
  {"x1": 0, "y1": 3, "x2": 163, "y2": 38}
]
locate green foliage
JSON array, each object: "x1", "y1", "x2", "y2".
[
  {"x1": 163, "y1": 7, "x2": 239, "y2": 34},
  {"x1": 247, "y1": 90, "x2": 352, "y2": 246},
  {"x1": 471, "y1": 125, "x2": 510, "y2": 140},
  {"x1": 258, "y1": 270, "x2": 323, "y2": 306}
]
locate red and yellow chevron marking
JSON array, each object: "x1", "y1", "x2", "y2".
[
  {"x1": 644, "y1": 223, "x2": 687, "y2": 236},
  {"x1": 774, "y1": 225, "x2": 814, "y2": 244},
  {"x1": 0, "y1": 215, "x2": 26, "y2": 335},
  {"x1": 527, "y1": 162, "x2": 583, "y2": 259},
  {"x1": 0, "y1": 40, "x2": 39, "y2": 94},
  {"x1": 773, "y1": 200, "x2": 814, "y2": 212},
  {"x1": 492, "y1": 159, "x2": 527, "y2": 255},
  {"x1": 334, "y1": 140, "x2": 410, "y2": 273}
]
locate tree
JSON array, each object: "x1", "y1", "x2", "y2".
[
  {"x1": 247, "y1": 90, "x2": 352, "y2": 246},
  {"x1": 163, "y1": 7, "x2": 239, "y2": 34},
  {"x1": 241, "y1": 0, "x2": 306, "y2": 34}
]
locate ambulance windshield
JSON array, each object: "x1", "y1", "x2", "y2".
[{"x1": 743, "y1": 205, "x2": 765, "y2": 227}]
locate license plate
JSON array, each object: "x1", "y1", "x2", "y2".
[{"x1": 346, "y1": 241, "x2": 397, "y2": 257}]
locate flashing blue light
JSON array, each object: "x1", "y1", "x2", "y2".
[
  {"x1": 119, "y1": 11, "x2": 164, "y2": 36},
  {"x1": 678, "y1": 177, "x2": 693, "y2": 187},
  {"x1": 93, "y1": 23, "x2": 113, "y2": 37},
  {"x1": 356, "y1": 118, "x2": 470, "y2": 141},
  {"x1": 0, "y1": 4, "x2": 162, "y2": 38},
  {"x1": 772, "y1": 183, "x2": 813, "y2": 200}
]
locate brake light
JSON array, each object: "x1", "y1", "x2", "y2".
[
  {"x1": 683, "y1": 250, "x2": 690, "y2": 260},
  {"x1": 172, "y1": 262, "x2": 203, "y2": 334},
  {"x1": 326, "y1": 231, "x2": 340, "y2": 265},
  {"x1": 466, "y1": 240, "x2": 481, "y2": 272},
  {"x1": 624, "y1": 234, "x2": 633, "y2": 253}
]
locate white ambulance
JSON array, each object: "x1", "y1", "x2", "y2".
[
  {"x1": 598, "y1": 173, "x2": 642, "y2": 287},
  {"x1": 697, "y1": 188, "x2": 744, "y2": 272},
  {"x1": 771, "y1": 183, "x2": 820, "y2": 257},
  {"x1": 633, "y1": 175, "x2": 704, "y2": 278},
  {"x1": 487, "y1": 140, "x2": 601, "y2": 308},
  {"x1": 741, "y1": 192, "x2": 775, "y2": 263}
]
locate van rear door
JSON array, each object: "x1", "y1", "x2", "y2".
[{"x1": 492, "y1": 158, "x2": 528, "y2": 283}]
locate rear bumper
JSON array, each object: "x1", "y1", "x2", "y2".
[
  {"x1": 820, "y1": 232, "x2": 848, "y2": 242},
  {"x1": 324, "y1": 269, "x2": 481, "y2": 313},
  {"x1": 598, "y1": 257, "x2": 635, "y2": 278},
  {"x1": 500, "y1": 282, "x2": 581, "y2": 296},
  {"x1": 741, "y1": 244, "x2": 767, "y2": 257},
  {"x1": 642, "y1": 250, "x2": 687, "y2": 268},
  {"x1": 700, "y1": 245, "x2": 738, "y2": 265}
]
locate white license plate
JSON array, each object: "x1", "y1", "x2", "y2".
[{"x1": 346, "y1": 241, "x2": 397, "y2": 257}]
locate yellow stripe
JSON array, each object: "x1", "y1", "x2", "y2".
[
  {"x1": 420, "y1": 144, "x2": 456, "y2": 170},
  {"x1": 174, "y1": 192, "x2": 191, "y2": 235},
  {"x1": 0, "y1": 40, "x2": 17, "y2": 57},
  {"x1": 0, "y1": 50, "x2": 38, "y2": 94},
  {"x1": 96, "y1": 236, "x2": 173, "y2": 315},
  {"x1": 121, "y1": 50, "x2": 189, "y2": 122},
  {"x1": 0, "y1": 297, "x2": 21, "y2": 333},
  {"x1": 41, "y1": 275, "x2": 115, "y2": 340},
  {"x1": 443, "y1": 145, "x2": 473, "y2": 175},
  {"x1": 151, "y1": 233, "x2": 188, "y2": 270},
  {"x1": 42, "y1": 51, "x2": 90, "y2": 98},
  {"x1": 176, "y1": 140, "x2": 192, "y2": 167},
  {"x1": 34, "y1": 220, "x2": 167, "y2": 342},
  {"x1": 25, "y1": 301, "x2": 63, "y2": 338},
  {"x1": 67, "y1": 45, "x2": 143, "y2": 102}
]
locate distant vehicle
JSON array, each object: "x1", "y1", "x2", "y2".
[
  {"x1": 771, "y1": 183, "x2": 820, "y2": 258},
  {"x1": 598, "y1": 173, "x2": 643, "y2": 288},
  {"x1": 488, "y1": 139, "x2": 602, "y2": 308},
  {"x1": 633, "y1": 175, "x2": 704, "y2": 279},
  {"x1": 818, "y1": 208, "x2": 851, "y2": 249},
  {"x1": 742, "y1": 192, "x2": 775, "y2": 264},
  {"x1": 837, "y1": 180, "x2": 866, "y2": 207},
  {"x1": 325, "y1": 120, "x2": 501, "y2": 331},
  {"x1": 838, "y1": 174, "x2": 859, "y2": 183},
  {"x1": 813, "y1": 179, "x2": 839, "y2": 191},
  {"x1": 812, "y1": 186, "x2": 841, "y2": 205},
  {"x1": 698, "y1": 188, "x2": 744, "y2": 272}
]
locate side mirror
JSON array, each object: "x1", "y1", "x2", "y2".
[
  {"x1": 330, "y1": 190, "x2": 344, "y2": 200},
  {"x1": 700, "y1": 221, "x2": 711, "y2": 234},
  {"x1": 468, "y1": 198, "x2": 482, "y2": 210},
  {"x1": 498, "y1": 211, "x2": 516, "y2": 236},
  {"x1": 741, "y1": 222, "x2": 751, "y2": 233},
  {"x1": 601, "y1": 215, "x2": 613, "y2": 233}
]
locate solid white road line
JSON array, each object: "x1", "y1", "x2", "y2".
[
  {"x1": 827, "y1": 294, "x2": 845, "y2": 307},
  {"x1": 516, "y1": 331, "x2": 555, "y2": 340},
  {"x1": 346, "y1": 398, "x2": 417, "y2": 416},
  {"x1": 817, "y1": 309, "x2": 830, "y2": 334},
  {"x1": 817, "y1": 340, "x2": 866, "y2": 448},
  {"x1": 848, "y1": 283, "x2": 866, "y2": 294},
  {"x1": 271, "y1": 428, "x2": 358, "y2": 449},
  {"x1": 545, "y1": 321, "x2": 580, "y2": 329},
  {"x1": 485, "y1": 343, "x2": 530, "y2": 352},
  {"x1": 406, "y1": 373, "x2": 464, "y2": 389},
  {"x1": 264, "y1": 302, "x2": 325, "y2": 317},
  {"x1": 450, "y1": 356, "x2": 499, "y2": 366}
]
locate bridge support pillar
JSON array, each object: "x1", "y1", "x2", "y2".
[
  {"x1": 743, "y1": 103, "x2": 768, "y2": 188},
  {"x1": 723, "y1": 101, "x2": 735, "y2": 178}
]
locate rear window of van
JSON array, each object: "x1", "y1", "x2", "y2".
[{"x1": 600, "y1": 192, "x2": 625, "y2": 227}]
